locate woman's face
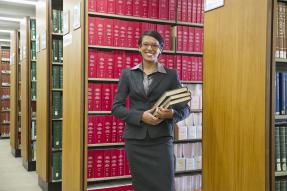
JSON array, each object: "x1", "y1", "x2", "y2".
[{"x1": 139, "y1": 36, "x2": 161, "y2": 63}]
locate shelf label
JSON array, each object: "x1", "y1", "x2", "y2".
[{"x1": 73, "y1": 2, "x2": 81, "y2": 30}]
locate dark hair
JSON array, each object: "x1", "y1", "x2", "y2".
[{"x1": 138, "y1": 30, "x2": 164, "y2": 49}]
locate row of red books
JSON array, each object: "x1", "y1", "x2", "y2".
[
  {"x1": 88, "y1": 17, "x2": 171, "y2": 50},
  {"x1": 1, "y1": 113, "x2": 9, "y2": 122},
  {"x1": 0, "y1": 63, "x2": 10, "y2": 70},
  {"x1": 88, "y1": 184, "x2": 133, "y2": 191},
  {"x1": 88, "y1": 49, "x2": 203, "y2": 81},
  {"x1": 88, "y1": 0, "x2": 176, "y2": 21},
  {"x1": 87, "y1": 149, "x2": 131, "y2": 179},
  {"x1": 1, "y1": 75, "x2": 10, "y2": 83},
  {"x1": 0, "y1": 126, "x2": 9, "y2": 136},
  {"x1": 1, "y1": 88, "x2": 9, "y2": 95},
  {"x1": 1, "y1": 49, "x2": 10, "y2": 59},
  {"x1": 178, "y1": 0, "x2": 204, "y2": 24},
  {"x1": 88, "y1": 116, "x2": 125, "y2": 144},
  {"x1": 177, "y1": 26, "x2": 203, "y2": 52},
  {"x1": 1, "y1": 100, "x2": 10, "y2": 110}
]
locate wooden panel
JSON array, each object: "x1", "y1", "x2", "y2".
[
  {"x1": 20, "y1": 17, "x2": 30, "y2": 162},
  {"x1": 9, "y1": 31, "x2": 18, "y2": 150},
  {"x1": 203, "y1": 0, "x2": 272, "y2": 190},
  {"x1": 62, "y1": 0, "x2": 84, "y2": 190},
  {"x1": 36, "y1": 0, "x2": 49, "y2": 181}
]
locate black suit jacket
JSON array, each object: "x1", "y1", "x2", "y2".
[{"x1": 112, "y1": 66, "x2": 191, "y2": 139}]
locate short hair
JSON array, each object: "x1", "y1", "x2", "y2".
[{"x1": 138, "y1": 30, "x2": 164, "y2": 49}]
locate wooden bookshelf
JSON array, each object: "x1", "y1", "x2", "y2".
[
  {"x1": 203, "y1": 0, "x2": 274, "y2": 190},
  {"x1": 36, "y1": 0, "x2": 63, "y2": 190},
  {"x1": 0, "y1": 45, "x2": 10, "y2": 139},
  {"x1": 62, "y1": 1, "x2": 204, "y2": 191},
  {"x1": 9, "y1": 30, "x2": 21, "y2": 157},
  {"x1": 20, "y1": 17, "x2": 37, "y2": 172}
]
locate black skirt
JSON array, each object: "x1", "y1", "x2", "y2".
[{"x1": 125, "y1": 135, "x2": 175, "y2": 191}]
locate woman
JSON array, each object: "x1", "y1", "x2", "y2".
[{"x1": 112, "y1": 30, "x2": 191, "y2": 191}]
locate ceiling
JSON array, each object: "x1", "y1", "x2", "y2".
[{"x1": 0, "y1": 0, "x2": 36, "y2": 44}]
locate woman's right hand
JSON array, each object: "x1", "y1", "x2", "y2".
[{"x1": 141, "y1": 108, "x2": 163, "y2": 125}]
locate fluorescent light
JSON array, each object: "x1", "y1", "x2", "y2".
[
  {"x1": 0, "y1": 16, "x2": 22, "y2": 22},
  {"x1": 0, "y1": 29, "x2": 13, "y2": 33},
  {"x1": 0, "y1": 39, "x2": 11, "y2": 42},
  {"x1": 0, "y1": 0, "x2": 37, "y2": 6}
]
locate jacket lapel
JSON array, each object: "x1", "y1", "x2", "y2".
[
  {"x1": 131, "y1": 70, "x2": 147, "y2": 99},
  {"x1": 147, "y1": 73, "x2": 164, "y2": 97}
]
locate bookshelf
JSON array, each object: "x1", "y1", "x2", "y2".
[
  {"x1": 10, "y1": 30, "x2": 21, "y2": 157},
  {"x1": 62, "y1": 0, "x2": 203, "y2": 191},
  {"x1": 203, "y1": 0, "x2": 275, "y2": 190},
  {"x1": 20, "y1": 17, "x2": 37, "y2": 171},
  {"x1": 274, "y1": 0, "x2": 287, "y2": 189},
  {"x1": 0, "y1": 44, "x2": 10, "y2": 139},
  {"x1": 36, "y1": 0, "x2": 63, "y2": 190}
]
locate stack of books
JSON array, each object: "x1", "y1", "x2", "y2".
[{"x1": 152, "y1": 87, "x2": 191, "y2": 115}]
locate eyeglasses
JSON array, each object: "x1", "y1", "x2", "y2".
[{"x1": 141, "y1": 43, "x2": 160, "y2": 50}]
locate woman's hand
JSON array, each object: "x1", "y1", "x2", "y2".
[
  {"x1": 154, "y1": 107, "x2": 174, "y2": 119},
  {"x1": 141, "y1": 108, "x2": 163, "y2": 125}
]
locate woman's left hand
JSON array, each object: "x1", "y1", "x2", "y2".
[{"x1": 154, "y1": 107, "x2": 174, "y2": 119}]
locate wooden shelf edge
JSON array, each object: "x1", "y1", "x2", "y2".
[{"x1": 87, "y1": 175, "x2": 132, "y2": 183}]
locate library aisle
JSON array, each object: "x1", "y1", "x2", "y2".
[{"x1": 0, "y1": 139, "x2": 41, "y2": 191}]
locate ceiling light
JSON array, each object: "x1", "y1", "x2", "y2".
[
  {"x1": 0, "y1": 16, "x2": 22, "y2": 22},
  {"x1": 0, "y1": 0, "x2": 37, "y2": 6},
  {"x1": 0, "y1": 39, "x2": 11, "y2": 42},
  {"x1": 0, "y1": 29, "x2": 13, "y2": 33}
]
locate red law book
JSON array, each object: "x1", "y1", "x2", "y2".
[
  {"x1": 169, "y1": 0, "x2": 176, "y2": 21},
  {"x1": 114, "y1": 51, "x2": 125, "y2": 79},
  {"x1": 115, "y1": 0, "x2": 125, "y2": 15},
  {"x1": 182, "y1": 26, "x2": 189, "y2": 52},
  {"x1": 125, "y1": 52, "x2": 133, "y2": 69},
  {"x1": 103, "y1": 116, "x2": 112, "y2": 143},
  {"x1": 123, "y1": 149, "x2": 131, "y2": 175},
  {"x1": 164, "y1": 25, "x2": 171, "y2": 50},
  {"x1": 175, "y1": 55, "x2": 182, "y2": 80},
  {"x1": 126, "y1": 96, "x2": 130, "y2": 109},
  {"x1": 110, "y1": 149, "x2": 118, "y2": 176},
  {"x1": 87, "y1": 150, "x2": 95, "y2": 178},
  {"x1": 88, "y1": 0, "x2": 96, "y2": 12},
  {"x1": 133, "y1": 22, "x2": 141, "y2": 48},
  {"x1": 133, "y1": 0, "x2": 142, "y2": 17},
  {"x1": 159, "y1": 54, "x2": 167, "y2": 66},
  {"x1": 106, "y1": 19, "x2": 114, "y2": 46},
  {"x1": 103, "y1": 149, "x2": 111, "y2": 177},
  {"x1": 187, "y1": 0, "x2": 193, "y2": 23},
  {"x1": 191, "y1": 56, "x2": 198, "y2": 81},
  {"x1": 117, "y1": 149, "x2": 125, "y2": 176},
  {"x1": 192, "y1": 0, "x2": 198, "y2": 23},
  {"x1": 88, "y1": 116, "x2": 95, "y2": 144},
  {"x1": 126, "y1": 24, "x2": 134, "y2": 48},
  {"x1": 200, "y1": 27, "x2": 204, "y2": 52},
  {"x1": 166, "y1": 54, "x2": 175, "y2": 69},
  {"x1": 196, "y1": 0, "x2": 202, "y2": 23},
  {"x1": 88, "y1": 17, "x2": 96, "y2": 45},
  {"x1": 159, "y1": 0, "x2": 169, "y2": 20},
  {"x1": 88, "y1": 49, "x2": 96, "y2": 78},
  {"x1": 197, "y1": 57, "x2": 203, "y2": 81},
  {"x1": 88, "y1": 83, "x2": 94, "y2": 111},
  {"x1": 181, "y1": 0, "x2": 188, "y2": 22},
  {"x1": 188, "y1": 27, "x2": 195, "y2": 52},
  {"x1": 149, "y1": 0, "x2": 159, "y2": 19},
  {"x1": 95, "y1": 0, "x2": 107, "y2": 13},
  {"x1": 94, "y1": 150, "x2": 104, "y2": 178},
  {"x1": 111, "y1": 116, "x2": 118, "y2": 143},
  {"x1": 125, "y1": 0, "x2": 133, "y2": 16},
  {"x1": 200, "y1": 0, "x2": 204, "y2": 24},
  {"x1": 112, "y1": 83, "x2": 118, "y2": 104},
  {"x1": 131, "y1": 53, "x2": 142, "y2": 67},
  {"x1": 119, "y1": 20, "x2": 128, "y2": 47},
  {"x1": 142, "y1": 0, "x2": 149, "y2": 18},
  {"x1": 102, "y1": 84, "x2": 112, "y2": 111},
  {"x1": 93, "y1": 83, "x2": 102, "y2": 111},
  {"x1": 186, "y1": 56, "x2": 193, "y2": 81},
  {"x1": 177, "y1": 26, "x2": 183, "y2": 51},
  {"x1": 194, "y1": 27, "x2": 201, "y2": 52},
  {"x1": 94, "y1": 17, "x2": 106, "y2": 46},
  {"x1": 107, "y1": 0, "x2": 115, "y2": 14},
  {"x1": 95, "y1": 116, "x2": 104, "y2": 143},
  {"x1": 181, "y1": 56, "x2": 189, "y2": 81},
  {"x1": 113, "y1": 19, "x2": 120, "y2": 47},
  {"x1": 105, "y1": 52, "x2": 114, "y2": 78},
  {"x1": 177, "y1": 0, "x2": 182, "y2": 21},
  {"x1": 117, "y1": 119, "x2": 125, "y2": 143},
  {"x1": 96, "y1": 51, "x2": 106, "y2": 78}
]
